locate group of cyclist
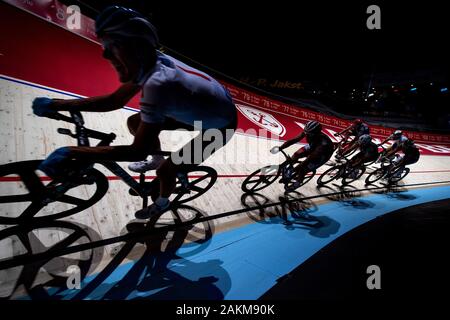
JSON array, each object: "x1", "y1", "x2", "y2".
[
  {"x1": 30, "y1": 6, "x2": 421, "y2": 219},
  {"x1": 270, "y1": 118, "x2": 421, "y2": 191}
]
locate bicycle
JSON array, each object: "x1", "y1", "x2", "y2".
[
  {"x1": 0, "y1": 111, "x2": 217, "y2": 225},
  {"x1": 333, "y1": 132, "x2": 358, "y2": 161},
  {"x1": 317, "y1": 157, "x2": 366, "y2": 186},
  {"x1": 374, "y1": 144, "x2": 398, "y2": 165},
  {"x1": 365, "y1": 156, "x2": 410, "y2": 185},
  {"x1": 241, "y1": 149, "x2": 316, "y2": 193}
]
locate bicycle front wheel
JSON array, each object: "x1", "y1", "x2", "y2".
[
  {"x1": 241, "y1": 165, "x2": 280, "y2": 193},
  {"x1": 0, "y1": 160, "x2": 108, "y2": 224},
  {"x1": 365, "y1": 167, "x2": 386, "y2": 185}
]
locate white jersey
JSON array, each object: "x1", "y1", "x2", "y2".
[{"x1": 139, "y1": 51, "x2": 236, "y2": 129}]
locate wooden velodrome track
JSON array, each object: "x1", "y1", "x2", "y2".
[{"x1": 1, "y1": 76, "x2": 450, "y2": 298}]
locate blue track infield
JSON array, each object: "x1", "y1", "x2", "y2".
[{"x1": 19, "y1": 184, "x2": 450, "y2": 300}]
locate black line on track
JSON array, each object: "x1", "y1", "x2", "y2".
[{"x1": 1, "y1": 179, "x2": 450, "y2": 270}]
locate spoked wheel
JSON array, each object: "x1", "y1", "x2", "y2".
[
  {"x1": 0, "y1": 220, "x2": 103, "y2": 299},
  {"x1": 342, "y1": 166, "x2": 366, "y2": 185},
  {"x1": 388, "y1": 167, "x2": 410, "y2": 184},
  {"x1": 240, "y1": 193, "x2": 277, "y2": 223},
  {"x1": 241, "y1": 165, "x2": 280, "y2": 193},
  {"x1": 126, "y1": 205, "x2": 214, "y2": 257},
  {"x1": 171, "y1": 166, "x2": 217, "y2": 204},
  {"x1": 0, "y1": 160, "x2": 109, "y2": 225},
  {"x1": 365, "y1": 167, "x2": 387, "y2": 185},
  {"x1": 317, "y1": 165, "x2": 342, "y2": 186}
]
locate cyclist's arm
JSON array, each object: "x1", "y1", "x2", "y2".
[
  {"x1": 280, "y1": 132, "x2": 305, "y2": 149},
  {"x1": 51, "y1": 82, "x2": 141, "y2": 113},
  {"x1": 379, "y1": 136, "x2": 391, "y2": 146},
  {"x1": 65, "y1": 120, "x2": 161, "y2": 162},
  {"x1": 338, "y1": 125, "x2": 352, "y2": 136}
]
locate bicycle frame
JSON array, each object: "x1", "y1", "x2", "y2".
[{"x1": 53, "y1": 111, "x2": 157, "y2": 198}]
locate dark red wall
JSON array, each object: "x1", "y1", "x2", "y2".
[{"x1": 0, "y1": 2, "x2": 140, "y2": 107}]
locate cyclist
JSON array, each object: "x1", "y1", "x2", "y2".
[
  {"x1": 378, "y1": 130, "x2": 409, "y2": 162},
  {"x1": 334, "y1": 118, "x2": 370, "y2": 159},
  {"x1": 31, "y1": 6, "x2": 237, "y2": 219},
  {"x1": 271, "y1": 120, "x2": 334, "y2": 191},
  {"x1": 391, "y1": 139, "x2": 421, "y2": 171},
  {"x1": 346, "y1": 134, "x2": 378, "y2": 177}
]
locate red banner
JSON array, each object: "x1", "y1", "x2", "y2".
[
  {"x1": 4, "y1": 0, "x2": 98, "y2": 43},
  {"x1": 223, "y1": 83, "x2": 450, "y2": 156}
]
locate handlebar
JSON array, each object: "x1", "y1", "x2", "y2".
[{"x1": 51, "y1": 111, "x2": 116, "y2": 147}]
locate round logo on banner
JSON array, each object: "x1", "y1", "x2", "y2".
[{"x1": 236, "y1": 104, "x2": 286, "y2": 137}]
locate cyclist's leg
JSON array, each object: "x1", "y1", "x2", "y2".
[
  {"x1": 341, "y1": 139, "x2": 358, "y2": 157},
  {"x1": 292, "y1": 145, "x2": 311, "y2": 162},
  {"x1": 158, "y1": 116, "x2": 238, "y2": 199},
  {"x1": 349, "y1": 152, "x2": 364, "y2": 168},
  {"x1": 396, "y1": 151, "x2": 420, "y2": 169},
  {"x1": 296, "y1": 151, "x2": 330, "y2": 182},
  {"x1": 383, "y1": 142, "x2": 399, "y2": 160},
  {"x1": 127, "y1": 113, "x2": 140, "y2": 136},
  {"x1": 336, "y1": 135, "x2": 349, "y2": 156}
]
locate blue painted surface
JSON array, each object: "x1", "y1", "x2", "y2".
[{"x1": 19, "y1": 185, "x2": 450, "y2": 300}]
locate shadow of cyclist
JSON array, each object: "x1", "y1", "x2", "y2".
[{"x1": 68, "y1": 204, "x2": 226, "y2": 300}]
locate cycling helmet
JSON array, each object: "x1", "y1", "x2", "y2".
[
  {"x1": 95, "y1": 6, "x2": 159, "y2": 48},
  {"x1": 358, "y1": 134, "x2": 372, "y2": 146},
  {"x1": 304, "y1": 120, "x2": 322, "y2": 135},
  {"x1": 393, "y1": 130, "x2": 403, "y2": 139},
  {"x1": 354, "y1": 118, "x2": 363, "y2": 125}
]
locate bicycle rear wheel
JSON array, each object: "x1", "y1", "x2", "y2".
[
  {"x1": 172, "y1": 166, "x2": 217, "y2": 204},
  {"x1": 0, "y1": 160, "x2": 108, "y2": 224},
  {"x1": 388, "y1": 167, "x2": 410, "y2": 184}
]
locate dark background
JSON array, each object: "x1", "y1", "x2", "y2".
[{"x1": 61, "y1": 1, "x2": 450, "y2": 128}]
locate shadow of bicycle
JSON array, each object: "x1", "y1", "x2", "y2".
[
  {"x1": 1, "y1": 203, "x2": 224, "y2": 300},
  {"x1": 316, "y1": 184, "x2": 363, "y2": 203},
  {"x1": 67, "y1": 204, "x2": 227, "y2": 300},
  {"x1": 0, "y1": 220, "x2": 104, "y2": 300},
  {"x1": 240, "y1": 191, "x2": 339, "y2": 238}
]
